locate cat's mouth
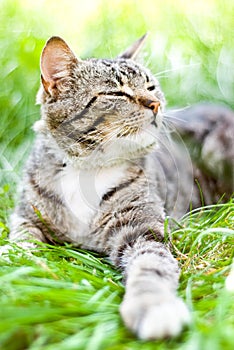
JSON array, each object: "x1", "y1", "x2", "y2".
[
  {"x1": 114, "y1": 108, "x2": 163, "y2": 144},
  {"x1": 110, "y1": 107, "x2": 163, "y2": 139}
]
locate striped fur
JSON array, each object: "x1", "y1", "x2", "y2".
[{"x1": 9, "y1": 36, "x2": 234, "y2": 339}]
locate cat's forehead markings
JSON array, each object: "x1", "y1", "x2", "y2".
[{"x1": 122, "y1": 85, "x2": 134, "y2": 96}]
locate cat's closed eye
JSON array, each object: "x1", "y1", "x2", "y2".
[{"x1": 147, "y1": 85, "x2": 155, "y2": 91}]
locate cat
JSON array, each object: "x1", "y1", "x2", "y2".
[{"x1": 7, "y1": 35, "x2": 234, "y2": 340}]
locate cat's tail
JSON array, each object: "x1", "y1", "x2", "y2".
[{"x1": 168, "y1": 103, "x2": 234, "y2": 203}]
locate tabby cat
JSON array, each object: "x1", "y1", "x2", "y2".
[{"x1": 8, "y1": 35, "x2": 234, "y2": 340}]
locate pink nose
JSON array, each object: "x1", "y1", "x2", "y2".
[{"x1": 148, "y1": 101, "x2": 160, "y2": 114}]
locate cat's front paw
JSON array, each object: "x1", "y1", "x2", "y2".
[{"x1": 120, "y1": 292, "x2": 190, "y2": 340}]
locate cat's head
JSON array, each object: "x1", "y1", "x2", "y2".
[{"x1": 36, "y1": 35, "x2": 165, "y2": 168}]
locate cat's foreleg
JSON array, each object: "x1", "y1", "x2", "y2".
[
  {"x1": 110, "y1": 231, "x2": 190, "y2": 339},
  {"x1": 9, "y1": 212, "x2": 46, "y2": 244},
  {"x1": 0, "y1": 213, "x2": 46, "y2": 258}
]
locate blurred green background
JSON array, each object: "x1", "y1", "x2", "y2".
[{"x1": 0, "y1": 0, "x2": 234, "y2": 185}]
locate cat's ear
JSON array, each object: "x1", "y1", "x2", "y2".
[
  {"x1": 40, "y1": 36, "x2": 79, "y2": 95},
  {"x1": 118, "y1": 33, "x2": 148, "y2": 60}
]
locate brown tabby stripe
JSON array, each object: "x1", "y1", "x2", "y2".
[
  {"x1": 63, "y1": 96, "x2": 98, "y2": 125},
  {"x1": 29, "y1": 172, "x2": 64, "y2": 206},
  {"x1": 83, "y1": 116, "x2": 106, "y2": 134},
  {"x1": 99, "y1": 90, "x2": 134, "y2": 101},
  {"x1": 141, "y1": 267, "x2": 164, "y2": 277},
  {"x1": 110, "y1": 228, "x2": 164, "y2": 266},
  {"x1": 101, "y1": 171, "x2": 143, "y2": 204}
]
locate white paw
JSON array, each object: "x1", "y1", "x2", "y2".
[{"x1": 120, "y1": 292, "x2": 190, "y2": 340}]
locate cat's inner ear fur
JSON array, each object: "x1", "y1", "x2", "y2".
[
  {"x1": 118, "y1": 33, "x2": 148, "y2": 60},
  {"x1": 40, "y1": 36, "x2": 79, "y2": 95}
]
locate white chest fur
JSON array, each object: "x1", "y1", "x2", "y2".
[{"x1": 57, "y1": 163, "x2": 127, "y2": 237}]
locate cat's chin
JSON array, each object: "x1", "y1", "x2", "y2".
[{"x1": 68, "y1": 127, "x2": 159, "y2": 170}]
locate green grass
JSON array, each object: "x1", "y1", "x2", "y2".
[
  {"x1": 0, "y1": 196, "x2": 233, "y2": 350},
  {"x1": 0, "y1": 0, "x2": 234, "y2": 349}
]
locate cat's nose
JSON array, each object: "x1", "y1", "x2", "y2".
[
  {"x1": 140, "y1": 98, "x2": 160, "y2": 114},
  {"x1": 148, "y1": 101, "x2": 160, "y2": 114}
]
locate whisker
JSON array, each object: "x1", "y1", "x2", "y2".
[
  {"x1": 154, "y1": 63, "x2": 201, "y2": 78},
  {"x1": 163, "y1": 115, "x2": 188, "y2": 125}
]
